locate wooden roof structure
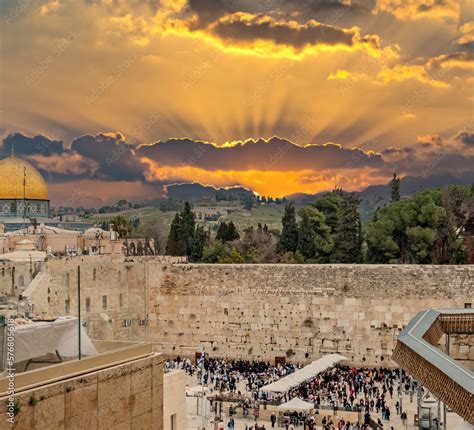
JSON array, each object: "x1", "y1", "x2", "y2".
[{"x1": 392, "y1": 309, "x2": 474, "y2": 424}]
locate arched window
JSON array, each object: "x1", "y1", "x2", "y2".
[{"x1": 18, "y1": 275, "x2": 25, "y2": 288}]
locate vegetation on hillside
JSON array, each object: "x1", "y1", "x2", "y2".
[{"x1": 162, "y1": 184, "x2": 474, "y2": 264}]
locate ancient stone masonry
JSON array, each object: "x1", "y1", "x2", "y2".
[
  {"x1": 0, "y1": 354, "x2": 164, "y2": 430},
  {"x1": 23, "y1": 257, "x2": 474, "y2": 366}
]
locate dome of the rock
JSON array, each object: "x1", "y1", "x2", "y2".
[{"x1": 0, "y1": 155, "x2": 50, "y2": 220}]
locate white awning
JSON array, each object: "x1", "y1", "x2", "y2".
[
  {"x1": 277, "y1": 397, "x2": 314, "y2": 411},
  {"x1": 260, "y1": 353, "x2": 347, "y2": 393}
]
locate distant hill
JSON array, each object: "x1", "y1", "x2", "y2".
[{"x1": 165, "y1": 182, "x2": 255, "y2": 202}]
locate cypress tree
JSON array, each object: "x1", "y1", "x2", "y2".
[
  {"x1": 166, "y1": 213, "x2": 186, "y2": 256},
  {"x1": 189, "y1": 225, "x2": 207, "y2": 262},
  {"x1": 226, "y1": 221, "x2": 240, "y2": 241},
  {"x1": 390, "y1": 173, "x2": 401, "y2": 202},
  {"x1": 180, "y1": 202, "x2": 196, "y2": 254},
  {"x1": 297, "y1": 212, "x2": 316, "y2": 259},
  {"x1": 331, "y1": 193, "x2": 363, "y2": 263},
  {"x1": 278, "y1": 203, "x2": 298, "y2": 253},
  {"x1": 216, "y1": 222, "x2": 228, "y2": 241},
  {"x1": 165, "y1": 201, "x2": 196, "y2": 256}
]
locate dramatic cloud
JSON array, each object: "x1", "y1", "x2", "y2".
[
  {"x1": 373, "y1": 0, "x2": 460, "y2": 22},
  {"x1": 1, "y1": 0, "x2": 473, "y2": 205},
  {"x1": 137, "y1": 137, "x2": 384, "y2": 171},
  {"x1": 2, "y1": 133, "x2": 64, "y2": 157},
  {"x1": 71, "y1": 133, "x2": 148, "y2": 181},
  {"x1": 2, "y1": 128, "x2": 473, "y2": 204},
  {"x1": 212, "y1": 14, "x2": 354, "y2": 46}
]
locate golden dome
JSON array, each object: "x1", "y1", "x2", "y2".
[{"x1": 0, "y1": 156, "x2": 49, "y2": 200}]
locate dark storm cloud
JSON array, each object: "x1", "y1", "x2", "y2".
[
  {"x1": 1, "y1": 132, "x2": 149, "y2": 183},
  {"x1": 187, "y1": 0, "x2": 371, "y2": 26},
  {"x1": 137, "y1": 136, "x2": 384, "y2": 170},
  {"x1": 71, "y1": 133, "x2": 148, "y2": 181},
  {"x1": 1, "y1": 133, "x2": 64, "y2": 157},
  {"x1": 211, "y1": 15, "x2": 356, "y2": 48},
  {"x1": 381, "y1": 133, "x2": 474, "y2": 179},
  {"x1": 187, "y1": 0, "x2": 232, "y2": 27},
  {"x1": 181, "y1": 0, "x2": 382, "y2": 52}
]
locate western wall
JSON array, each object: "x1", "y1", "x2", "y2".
[{"x1": 7, "y1": 256, "x2": 474, "y2": 367}]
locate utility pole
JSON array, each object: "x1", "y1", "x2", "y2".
[
  {"x1": 77, "y1": 266, "x2": 82, "y2": 360},
  {"x1": 23, "y1": 166, "x2": 27, "y2": 224},
  {"x1": 199, "y1": 347, "x2": 206, "y2": 430}
]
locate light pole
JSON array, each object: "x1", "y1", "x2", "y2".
[
  {"x1": 399, "y1": 367, "x2": 403, "y2": 417},
  {"x1": 77, "y1": 265, "x2": 82, "y2": 360},
  {"x1": 199, "y1": 347, "x2": 206, "y2": 430}
]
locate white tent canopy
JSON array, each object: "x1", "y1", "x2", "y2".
[
  {"x1": 260, "y1": 353, "x2": 347, "y2": 393},
  {"x1": 277, "y1": 397, "x2": 314, "y2": 411}
]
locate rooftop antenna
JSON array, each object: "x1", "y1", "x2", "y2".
[{"x1": 23, "y1": 166, "x2": 27, "y2": 224}]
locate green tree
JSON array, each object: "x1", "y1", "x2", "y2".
[
  {"x1": 390, "y1": 173, "x2": 401, "y2": 202},
  {"x1": 201, "y1": 241, "x2": 231, "y2": 263},
  {"x1": 311, "y1": 190, "x2": 344, "y2": 234},
  {"x1": 331, "y1": 193, "x2": 363, "y2": 263},
  {"x1": 216, "y1": 222, "x2": 228, "y2": 241},
  {"x1": 166, "y1": 213, "x2": 187, "y2": 256},
  {"x1": 297, "y1": 212, "x2": 316, "y2": 259},
  {"x1": 366, "y1": 189, "x2": 448, "y2": 263},
  {"x1": 218, "y1": 248, "x2": 245, "y2": 264},
  {"x1": 298, "y1": 206, "x2": 333, "y2": 262},
  {"x1": 180, "y1": 202, "x2": 196, "y2": 254},
  {"x1": 189, "y1": 225, "x2": 207, "y2": 262},
  {"x1": 278, "y1": 203, "x2": 298, "y2": 253},
  {"x1": 226, "y1": 221, "x2": 240, "y2": 241},
  {"x1": 165, "y1": 202, "x2": 198, "y2": 257}
]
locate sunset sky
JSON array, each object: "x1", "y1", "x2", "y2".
[{"x1": 1, "y1": 0, "x2": 473, "y2": 206}]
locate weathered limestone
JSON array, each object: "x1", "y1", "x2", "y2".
[
  {"x1": 20, "y1": 257, "x2": 474, "y2": 366},
  {"x1": 163, "y1": 370, "x2": 186, "y2": 430},
  {"x1": 0, "y1": 354, "x2": 164, "y2": 430}
]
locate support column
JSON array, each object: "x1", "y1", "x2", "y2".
[{"x1": 443, "y1": 333, "x2": 450, "y2": 428}]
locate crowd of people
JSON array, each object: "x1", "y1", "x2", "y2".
[
  {"x1": 166, "y1": 356, "x2": 413, "y2": 429},
  {"x1": 166, "y1": 356, "x2": 301, "y2": 398},
  {"x1": 282, "y1": 366, "x2": 398, "y2": 415}
]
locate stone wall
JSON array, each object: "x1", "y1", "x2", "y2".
[
  {"x1": 0, "y1": 353, "x2": 164, "y2": 429},
  {"x1": 163, "y1": 370, "x2": 187, "y2": 430},
  {"x1": 0, "y1": 262, "x2": 40, "y2": 300},
  {"x1": 24, "y1": 257, "x2": 474, "y2": 366}
]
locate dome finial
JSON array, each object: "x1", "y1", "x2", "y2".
[{"x1": 11, "y1": 144, "x2": 14, "y2": 157}]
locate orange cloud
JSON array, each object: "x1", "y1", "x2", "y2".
[
  {"x1": 377, "y1": 65, "x2": 450, "y2": 88},
  {"x1": 141, "y1": 157, "x2": 378, "y2": 197}
]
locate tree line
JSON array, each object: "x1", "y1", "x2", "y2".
[{"x1": 163, "y1": 182, "x2": 474, "y2": 264}]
